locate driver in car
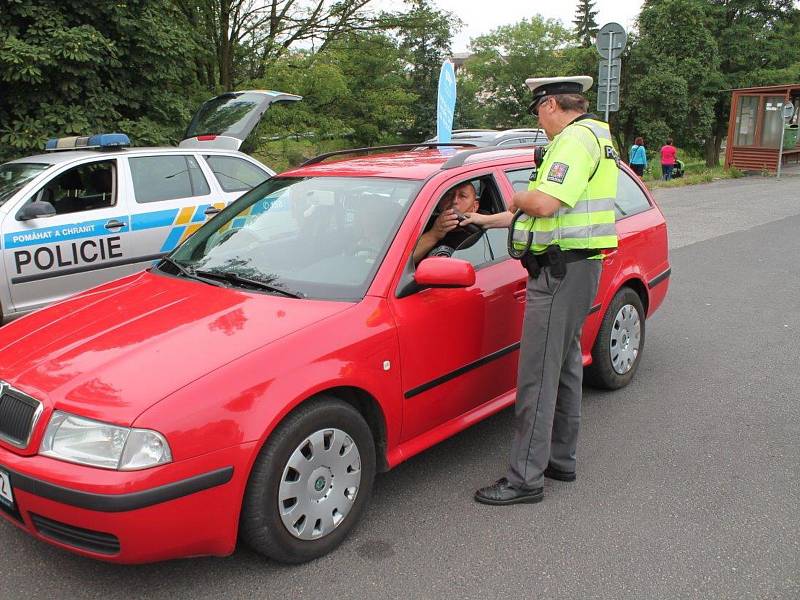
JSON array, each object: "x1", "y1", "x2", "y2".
[{"x1": 413, "y1": 181, "x2": 481, "y2": 265}]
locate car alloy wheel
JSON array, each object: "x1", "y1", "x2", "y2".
[
  {"x1": 278, "y1": 428, "x2": 362, "y2": 540},
  {"x1": 610, "y1": 303, "x2": 641, "y2": 375}
]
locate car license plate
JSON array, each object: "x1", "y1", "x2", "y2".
[{"x1": 0, "y1": 469, "x2": 14, "y2": 507}]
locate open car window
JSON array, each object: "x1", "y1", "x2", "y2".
[
  {"x1": 23, "y1": 160, "x2": 116, "y2": 216},
  {"x1": 418, "y1": 175, "x2": 510, "y2": 268}
]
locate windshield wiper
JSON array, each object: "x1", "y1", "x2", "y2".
[
  {"x1": 194, "y1": 269, "x2": 304, "y2": 298},
  {"x1": 158, "y1": 256, "x2": 226, "y2": 287}
]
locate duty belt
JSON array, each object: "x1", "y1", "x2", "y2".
[{"x1": 520, "y1": 248, "x2": 596, "y2": 279}]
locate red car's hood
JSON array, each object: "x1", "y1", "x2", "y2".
[{"x1": 0, "y1": 271, "x2": 353, "y2": 424}]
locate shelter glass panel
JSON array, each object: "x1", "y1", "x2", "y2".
[
  {"x1": 734, "y1": 96, "x2": 758, "y2": 146},
  {"x1": 761, "y1": 96, "x2": 785, "y2": 149}
]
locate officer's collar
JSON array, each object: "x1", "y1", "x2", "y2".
[{"x1": 568, "y1": 113, "x2": 600, "y2": 126}]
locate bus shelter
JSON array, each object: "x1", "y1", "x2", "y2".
[{"x1": 724, "y1": 84, "x2": 800, "y2": 173}]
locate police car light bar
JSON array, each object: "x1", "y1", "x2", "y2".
[{"x1": 45, "y1": 133, "x2": 131, "y2": 152}]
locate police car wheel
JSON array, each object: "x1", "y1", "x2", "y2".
[
  {"x1": 585, "y1": 287, "x2": 646, "y2": 390},
  {"x1": 240, "y1": 396, "x2": 375, "y2": 563}
]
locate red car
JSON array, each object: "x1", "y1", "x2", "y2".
[{"x1": 0, "y1": 145, "x2": 669, "y2": 563}]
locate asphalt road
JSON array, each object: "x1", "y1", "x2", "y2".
[{"x1": 1, "y1": 174, "x2": 799, "y2": 600}]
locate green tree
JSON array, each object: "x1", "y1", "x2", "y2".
[
  {"x1": 615, "y1": 0, "x2": 722, "y2": 162},
  {"x1": 701, "y1": 0, "x2": 800, "y2": 165},
  {"x1": 463, "y1": 17, "x2": 574, "y2": 129},
  {"x1": 573, "y1": 0, "x2": 599, "y2": 48},
  {"x1": 250, "y1": 32, "x2": 416, "y2": 153},
  {"x1": 0, "y1": 0, "x2": 203, "y2": 160},
  {"x1": 173, "y1": 0, "x2": 385, "y2": 92},
  {"x1": 393, "y1": 0, "x2": 461, "y2": 140},
  {"x1": 623, "y1": 0, "x2": 800, "y2": 166}
]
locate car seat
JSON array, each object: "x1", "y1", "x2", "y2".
[
  {"x1": 86, "y1": 167, "x2": 113, "y2": 208},
  {"x1": 52, "y1": 169, "x2": 84, "y2": 214}
]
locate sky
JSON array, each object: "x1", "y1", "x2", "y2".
[{"x1": 431, "y1": 0, "x2": 645, "y2": 53}]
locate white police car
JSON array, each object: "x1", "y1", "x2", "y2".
[{"x1": 0, "y1": 90, "x2": 300, "y2": 322}]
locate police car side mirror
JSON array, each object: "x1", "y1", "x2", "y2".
[{"x1": 18, "y1": 201, "x2": 56, "y2": 221}]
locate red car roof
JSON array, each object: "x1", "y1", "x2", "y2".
[{"x1": 281, "y1": 147, "x2": 535, "y2": 180}]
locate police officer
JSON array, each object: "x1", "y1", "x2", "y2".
[{"x1": 466, "y1": 76, "x2": 619, "y2": 505}]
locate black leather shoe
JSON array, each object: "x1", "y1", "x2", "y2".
[
  {"x1": 544, "y1": 465, "x2": 576, "y2": 482},
  {"x1": 474, "y1": 478, "x2": 544, "y2": 505}
]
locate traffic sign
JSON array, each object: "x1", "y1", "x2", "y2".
[
  {"x1": 597, "y1": 85, "x2": 620, "y2": 112},
  {"x1": 599, "y1": 59, "x2": 621, "y2": 86},
  {"x1": 595, "y1": 22, "x2": 627, "y2": 59}
]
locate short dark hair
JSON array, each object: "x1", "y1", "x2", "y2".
[
  {"x1": 635, "y1": 136, "x2": 644, "y2": 146},
  {"x1": 666, "y1": 137, "x2": 673, "y2": 145},
  {"x1": 552, "y1": 94, "x2": 589, "y2": 113}
]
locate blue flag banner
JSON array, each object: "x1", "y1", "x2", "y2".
[{"x1": 436, "y1": 60, "x2": 457, "y2": 144}]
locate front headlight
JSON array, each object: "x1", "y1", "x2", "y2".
[{"x1": 40, "y1": 411, "x2": 172, "y2": 470}]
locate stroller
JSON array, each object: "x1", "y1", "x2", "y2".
[{"x1": 672, "y1": 159, "x2": 685, "y2": 178}]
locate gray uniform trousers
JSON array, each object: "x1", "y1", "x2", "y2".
[{"x1": 506, "y1": 258, "x2": 602, "y2": 489}]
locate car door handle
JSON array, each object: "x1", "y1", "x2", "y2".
[
  {"x1": 204, "y1": 206, "x2": 221, "y2": 217},
  {"x1": 104, "y1": 219, "x2": 126, "y2": 230},
  {"x1": 513, "y1": 283, "x2": 527, "y2": 302}
]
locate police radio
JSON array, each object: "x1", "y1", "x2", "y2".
[{"x1": 507, "y1": 146, "x2": 547, "y2": 259}]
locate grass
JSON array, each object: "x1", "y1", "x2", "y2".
[
  {"x1": 637, "y1": 152, "x2": 743, "y2": 189},
  {"x1": 252, "y1": 138, "x2": 353, "y2": 173}
]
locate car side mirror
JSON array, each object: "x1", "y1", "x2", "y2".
[
  {"x1": 18, "y1": 201, "x2": 56, "y2": 221},
  {"x1": 414, "y1": 257, "x2": 475, "y2": 288}
]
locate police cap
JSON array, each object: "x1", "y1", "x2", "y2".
[{"x1": 525, "y1": 76, "x2": 593, "y2": 113}]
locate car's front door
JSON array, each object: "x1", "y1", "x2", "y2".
[
  {"x1": 389, "y1": 172, "x2": 526, "y2": 443},
  {"x1": 1, "y1": 158, "x2": 132, "y2": 313}
]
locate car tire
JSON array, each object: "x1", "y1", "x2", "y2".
[
  {"x1": 585, "y1": 287, "x2": 646, "y2": 390},
  {"x1": 240, "y1": 397, "x2": 376, "y2": 563}
]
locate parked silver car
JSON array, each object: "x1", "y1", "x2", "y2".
[
  {"x1": 0, "y1": 90, "x2": 300, "y2": 322},
  {"x1": 425, "y1": 128, "x2": 549, "y2": 148}
]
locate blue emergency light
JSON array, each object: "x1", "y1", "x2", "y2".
[{"x1": 45, "y1": 133, "x2": 131, "y2": 151}]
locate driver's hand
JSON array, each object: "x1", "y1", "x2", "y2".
[
  {"x1": 432, "y1": 209, "x2": 459, "y2": 240},
  {"x1": 459, "y1": 212, "x2": 488, "y2": 228}
]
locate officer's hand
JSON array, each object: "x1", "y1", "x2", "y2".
[
  {"x1": 432, "y1": 209, "x2": 458, "y2": 239},
  {"x1": 459, "y1": 212, "x2": 488, "y2": 228}
]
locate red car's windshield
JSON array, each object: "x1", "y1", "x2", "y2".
[{"x1": 169, "y1": 176, "x2": 420, "y2": 300}]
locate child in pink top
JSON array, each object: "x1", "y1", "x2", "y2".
[{"x1": 660, "y1": 138, "x2": 677, "y2": 180}]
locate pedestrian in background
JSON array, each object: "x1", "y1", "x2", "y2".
[
  {"x1": 629, "y1": 136, "x2": 647, "y2": 178},
  {"x1": 660, "y1": 138, "x2": 677, "y2": 180}
]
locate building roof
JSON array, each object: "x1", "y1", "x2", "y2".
[{"x1": 727, "y1": 83, "x2": 800, "y2": 94}]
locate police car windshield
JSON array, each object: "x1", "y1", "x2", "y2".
[
  {"x1": 0, "y1": 163, "x2": 50, "y2": 206},
  {"x1": 169, "y1": 176, "x2": 419, "y2": 301}
]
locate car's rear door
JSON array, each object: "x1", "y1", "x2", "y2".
[
  {"x1": 389, "y1": 170, "x2": 526, "y2": 443},
  {"x1": 121, "y1": 152, "x2": 226, "y2": 262}
]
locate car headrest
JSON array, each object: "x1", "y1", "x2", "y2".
[
  {"x1": 58, "y1": 169, "x2": 83, "y2": 190},
  {"x1": 89, "y1": 167, "x2": 112, "y2": 191}
]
